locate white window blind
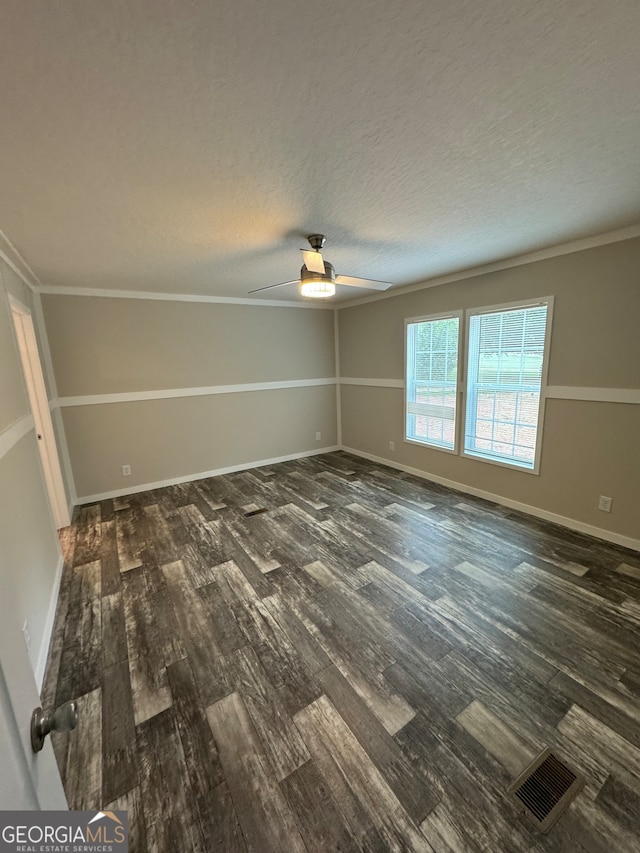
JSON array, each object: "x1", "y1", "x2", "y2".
[
  {"x1": 464, "y1": 303, "x2": 548, "y2": 469},
  {"x1": 406, "y1": 314, "x2": 460, "y2": 450}
]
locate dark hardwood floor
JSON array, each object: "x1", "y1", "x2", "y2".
[{"x1": 42, "y1": 451, "x2": 640, "y2": 852}]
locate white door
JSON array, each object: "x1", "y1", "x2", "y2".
[
  {"x1": 0, "y1": 664, "x2": 38, "y2": 809},
  {"x1": 0, "y1": 591, "x2": 67, "y2": 809},
  {"x1": 9, "y1": 296, "x2": 70, "y2": 530},
  {"x1": 2, "y1": 295, "x2": 69, "y2": 809}
]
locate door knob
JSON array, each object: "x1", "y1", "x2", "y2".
[{"x1": 31, "y1": 701, "x2": 79, "y2": 753}]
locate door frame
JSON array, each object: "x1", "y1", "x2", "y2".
[{"x1": 9, "y1": 295, "x2": 70, "y2": 529}]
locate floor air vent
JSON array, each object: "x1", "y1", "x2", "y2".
[
  {"x1": 507, "y1": 748, "x2": 584, "y2": 833},
  {"x1": 243, "y1": 507, "x2": 268, "y2": 517}
]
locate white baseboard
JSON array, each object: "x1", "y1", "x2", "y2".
[
  {"x1": 341, "y1": 445, "x2": 640, "y2": 553},
  {"x1": 76, "y1": 446, "x2": 341, "y2": 505},
  {"x1": 35, "y1": 553, "x2": 64, "y2": 691}
]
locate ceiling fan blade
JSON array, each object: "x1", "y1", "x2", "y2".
[
  {"x1": 336, "y1": 274, "x2": 393, "y2": 291},
  {"x1": 248, "y1": 279, "x2": 299, "y2": 294},
  {"x1": 301, "y1": 249, "x2": 326, "y2": 274}
]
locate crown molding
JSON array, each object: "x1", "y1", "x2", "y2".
[
  {"x1": 36, "y1": 284, "x2": 333, "y2": 309},
  {"x1": 337, "y1": 223, "x2": 640, "y2": 310},
  {"x1": 0, "y1": 228, "x2": 43, "y2": 292},
  {"x1": 6, "y1": 221, "x2": 640, "y2": 309}
]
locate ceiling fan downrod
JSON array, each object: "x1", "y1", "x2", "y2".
[{"x1": 307, "y1": 234, "x2": 326, "y2": 251}]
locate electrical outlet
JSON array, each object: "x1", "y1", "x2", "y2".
[
  {"x1": 22, "y1": 621, "x2": 31, "y2": 651},
  {"x1": 121, "y1": 464, "x2": 132, "y2": 476},
  {"x1": 315, "y1": 432, "x2": 321, "y2": 441},
  {"x1": 598, "y1": 495, "x2": 612, "y2": 512},
  {"x1": 388, "y1": 440, "x2": 395, "y2": 451}
]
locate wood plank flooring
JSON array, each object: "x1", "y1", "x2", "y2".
[{"x1": 42, "y1": 452, "x2": 640, "y2": 852}]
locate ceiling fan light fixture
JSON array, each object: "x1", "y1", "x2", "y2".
[
  {"x1": 300, "y1": 279, "x2": 336, "y2": 298},
  {"x1": 299, "y1": 260, "x2": 336, "y2": 298},
  {"x1": 247, "y1": 235, "x2": 393, "y2": 297}
]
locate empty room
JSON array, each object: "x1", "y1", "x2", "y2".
[{"x1": 1, "y1": 1, "x2": 639, "y2": 851}]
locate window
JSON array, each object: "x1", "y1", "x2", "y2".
[
  {"x1": 405, "y1": 312, "x2": 461, "y2": 450},
  {"x1": 464, "y1": 302, "x2": 549, "y2": 470},
  {"x1": 405, "y1": 298, "x2": 552, "y2": 473}
]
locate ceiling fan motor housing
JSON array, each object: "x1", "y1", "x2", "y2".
[{"x1": 300, "y1": 259, "x2": 335, "y2": 285}]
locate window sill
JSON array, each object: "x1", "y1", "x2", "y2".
[
  {"x1": 462, "y1": 448, "x2": 540, "y2": 475},
  {"x1": 404, "y1": 436, "x2": 457, "y2": 455}
]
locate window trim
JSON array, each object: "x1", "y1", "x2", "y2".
[
  {"x1": 461, "y1": 296, "x2": 554, "y2": 475},
  {"x1": 404, "y1": 309, "x2": 463, "y2": 455},
  {"x1": 404, "y1": 296, "x2": 554, "y2": 475}
]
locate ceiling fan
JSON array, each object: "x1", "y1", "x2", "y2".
[{"x1": 249, "y1": 234, "x2": 394, "y2": 299}]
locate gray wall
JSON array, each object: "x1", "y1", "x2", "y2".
[
  {"x1": 338, "y1": 237, "x2": 640, "y2": 542},
  {"x1": 40, "y1": 235, "x2": 640, "y2": 544},
  {"x1": 42, "y1": 297, "x2": 338, "y2": 498}
]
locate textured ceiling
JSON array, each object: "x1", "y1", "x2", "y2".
[{"x1": 1, "y1": 0, "x2": 639, "y2": 303}]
